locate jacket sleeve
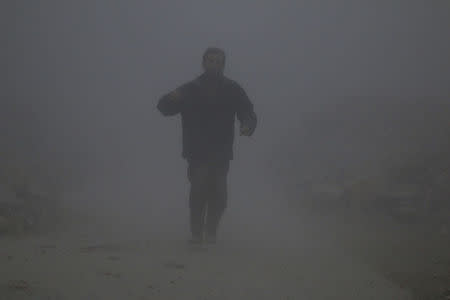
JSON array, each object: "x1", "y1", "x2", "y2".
[
  {"x1": 234, "y1": 82, "x2": 257, "y2": 136},
  {"x1": 156, "y1": 83, "x2": 189, "y2": 116}
]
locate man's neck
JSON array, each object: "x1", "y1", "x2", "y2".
[{"x1": 201, "y1": 72, "x2": 224, "y2": 82}]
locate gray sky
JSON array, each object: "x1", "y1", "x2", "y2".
[{"x1": 2, "y1": 1, "x2": 450, "y2": 219}]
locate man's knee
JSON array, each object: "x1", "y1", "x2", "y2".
[{"x1": 208, "y1": 185, "x2": 227, "y2": 212}]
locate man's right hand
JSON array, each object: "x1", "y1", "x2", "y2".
[
  {"x1": 168, "y1": 89, "x2": 181, "y2": 101},
  {"x1": 157, "y1": 87, "x2": 185, "y2": 116}
]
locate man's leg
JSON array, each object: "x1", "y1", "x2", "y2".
[
  {"x1": 205, "y1": 160, "x2": 230, "y2": 242},
  {"x1": 187, "y1": 160, "x2": 210, "y2": 242}
]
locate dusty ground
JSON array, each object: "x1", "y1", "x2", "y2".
[
  {"x1": 334, "y1": 213, "x2": 450, "y2": 300},
  {"x1": 0, "y1": 206, "x2": 448, "y2": 300}
]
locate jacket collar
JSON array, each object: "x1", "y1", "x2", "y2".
[{"x1": 196, "y1": 72, "x2": 225, "y2": 85}]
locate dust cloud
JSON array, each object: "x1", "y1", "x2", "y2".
[{"x1": 1, "y1": 1, "x2": 449, "y2": 299}]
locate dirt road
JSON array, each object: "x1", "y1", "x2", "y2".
[{"x1": 0, "y1": 208, "x2": 414, "y2": 300}]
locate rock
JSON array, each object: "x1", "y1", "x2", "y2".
[
  {"x1": 441, "y1": 225, "x2": 449, "y2": 236},
  {"x1": 0, "y1": 216, "x2": 8, "y2": 230},
  {"x1": 0, "y1": 215, "x2": 26, "y2": 235},
  {"x1": 7, "y1": 280, "x2": 31, "y2": 292},
  {"x1": 164, "y1": 261, "x2": 186, "y2": 270},
  {"x1": 107, "y1": 256, "x2": 121, "y2": 261}
]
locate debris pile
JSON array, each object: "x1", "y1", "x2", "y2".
[{"x1": 0, "y1": 164, "x2": 60, "y2": 236}]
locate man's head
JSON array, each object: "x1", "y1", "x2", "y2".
[{"x1": 202, "y1": 47, "x2": 225, "y2": 77}]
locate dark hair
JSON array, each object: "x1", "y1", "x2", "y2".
[{"x1": 202, "y1": 47, "x2": 226, "y2": 63}]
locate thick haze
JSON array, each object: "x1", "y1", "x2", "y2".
[{"x1": 2, "y1": 1, "x2": 450, "y2": 231}]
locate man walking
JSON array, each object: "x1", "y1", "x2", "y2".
[{"x1": 157, "y1": 47, "x2": 257, "y2": 245}]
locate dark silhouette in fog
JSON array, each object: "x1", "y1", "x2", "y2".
[
  {"x1": 157, "y1": 47, "x2": 257, "y2": 244},
  {"x1": 2, "y1": 1, "x2": 449, "y2": 299}
]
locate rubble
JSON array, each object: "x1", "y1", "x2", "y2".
[
  {"x1": 0, "y1": 165, "x2": 59, "y2": 236},
  {"x1": 340, "y1": 156, "x2": 450, "y2": 225}
]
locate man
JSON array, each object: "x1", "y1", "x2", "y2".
[{"x1": 157, "y1": 47, "x2": 257, "y2": 245}]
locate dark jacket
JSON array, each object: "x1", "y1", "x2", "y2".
[{"x1": 157, "y1": 73, "x2": 257, "y2": 161}]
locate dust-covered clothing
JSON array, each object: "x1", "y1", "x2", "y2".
[{"x1": 157, "y1": 73, "x2": 257, "y2": 161}]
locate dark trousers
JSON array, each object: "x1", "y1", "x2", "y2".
[{"x1": 187, "y1": 158, "x2": 230, "y2": 239}]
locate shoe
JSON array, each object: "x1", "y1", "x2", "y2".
[
  {"x1": 205, "y1": 234, "x2": 216, "y2": 245},
  {"x1": 188, "y1": 236, "x2": 203, "y2": 245}
]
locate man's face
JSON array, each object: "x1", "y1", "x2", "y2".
[{"x1": 202, "y1": 53, "x2": 225, "y2": 76}]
